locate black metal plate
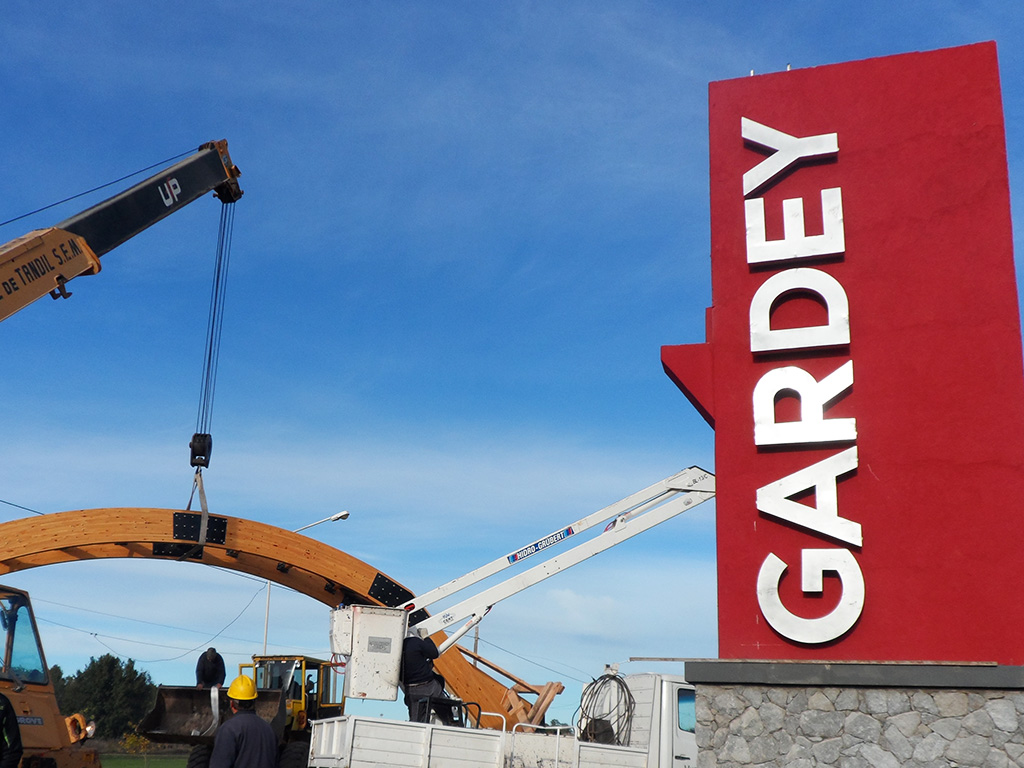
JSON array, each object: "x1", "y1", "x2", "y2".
[
  {"x1": 153, "y1": 542, "x2": 204, "y2": 560},
  {"x1": 368, "y1": 572, "x2": 427, "y2": 625},
  {"x1": 172, "y1": 512, "x2": 227, "y2": 544}
]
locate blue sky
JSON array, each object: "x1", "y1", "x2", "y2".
[{"x1": 2, "y1": 2, "x2": 1023, "y2": 725}]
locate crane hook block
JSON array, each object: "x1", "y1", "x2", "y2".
[{"x1": 190, "y1": 433, "x2": 213, "y2": 468}]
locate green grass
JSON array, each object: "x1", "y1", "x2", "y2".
[{"x1": 100, "y1": 755, "x2": 188, "y2": 768}]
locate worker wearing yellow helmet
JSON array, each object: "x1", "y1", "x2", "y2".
[{"x1": 209, "y1": 675, "x2": 277, "y2": 768}]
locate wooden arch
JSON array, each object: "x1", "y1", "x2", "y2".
[{"x1": 0, "y1": 508, "x2": 558, "y2": 727}]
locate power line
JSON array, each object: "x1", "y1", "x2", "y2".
[
  {"x1": 37, "y1": 582, "x2": 268, "y2": 664},
  {"x1": 34, "y1": 579, "x2": 330, "y2": 664},
  {"x1": 476, "y1": 636, "x2": 589, "y2": 684},
  {"x1": 35, "y1": 578, "x2": 590, "y2": 685},
  {"x1": 35, "y1": 575, "x2": 589, "y2": 680},
  {"x1": 34, "y1": 596, "x2": 249, "y2": 638},
  {"x1": 37, "y1": 617, "x2": 196, "y2": 651},
  {"x1": 37, "y1": 613, "x2": 330, "y2": 663}
]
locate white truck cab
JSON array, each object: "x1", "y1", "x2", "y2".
[{"x1": 611, "y1": 673, "x2": 697, "y2": 766}]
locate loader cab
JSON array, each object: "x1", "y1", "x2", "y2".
[
  {"x1": 0, "y1": 585, "x2": 98, "y2": 766},
  {"x1": 0, "y1": 587, "x2": 48, "y2": 687},
  {"x1": 244, "y1": 655, "x2": 345, "y2": 737}
]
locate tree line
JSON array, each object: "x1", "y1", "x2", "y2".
[{"x1": 51, "y1": 654, "x2": 157, "y2": 740}]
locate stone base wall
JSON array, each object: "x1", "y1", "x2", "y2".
[{"x1": 695, "y1": 684, "x2": 1024, "y2": 767}]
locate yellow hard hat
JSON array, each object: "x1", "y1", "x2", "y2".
[{"x1": 227, "y1": 675, "x2": 257, "y2": 701}]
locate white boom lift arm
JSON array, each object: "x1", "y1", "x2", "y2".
[
  {"x1": 414, "y1": 466, "x2": 714, "y2": 649},
  {"x1": 330, "y1": 466, "x2": 715, "y2": 702},
  {"x1": 330, "y1": 467, "x2": 714, "y2": 700}
]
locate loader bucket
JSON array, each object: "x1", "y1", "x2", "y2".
[{"x1": 138, "y1": 685, "x2": 286, "y2": 745}]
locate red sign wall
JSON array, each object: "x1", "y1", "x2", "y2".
[{"x1": 663, "y1": 42, "x2": 1024, "y2": 663}]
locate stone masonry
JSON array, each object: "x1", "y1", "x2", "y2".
[
  {"x1": 696, "y1": 684, "x2": 1024, "y2": 767},
  {"x1": 685, "y1": 662, "x2": 1024, "y2": 768}
]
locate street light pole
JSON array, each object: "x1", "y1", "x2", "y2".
[
  {"x1": 262, "y1": 510, "x2": 350, "y2": 655},
  {"x1": 293, "y1": 510, "x2": 350, "y2": 533}
]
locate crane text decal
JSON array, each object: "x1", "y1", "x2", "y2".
[
  {"x1": 159, "y1": 177, "x2": 182, "y2": 207},
  {"x1": 1, "y1": 236, "x2": 86, "y2": 299},
  {"x1": 507, "y1": 526, "x2": 576, "y2": 563}
]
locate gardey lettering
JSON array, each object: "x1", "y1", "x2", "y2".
[{"x1": 744, "y1": 118, "x2": 863, "y2": 644}]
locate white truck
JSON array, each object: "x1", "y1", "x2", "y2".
[
  {"x1": 308, "y1": 668, "x2": 698, "y2": 767},
  {"x1": 308, "y1": 468, "x2": 713, "y2": 768}
]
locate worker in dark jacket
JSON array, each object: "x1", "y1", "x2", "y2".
[
  {"x1": 209, "y1": 676, "x2": 276, "y2": 768},
  {"x1": 0, "y1": 692, "x2": 23, "y2": 768},
  {"x1": 400, "y1": 630, "x2": 445, "y2": 723},
  {"x1": 196, "y1": 647, "x2": 226, "y2": 688}
]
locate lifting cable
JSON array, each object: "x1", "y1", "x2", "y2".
[
  {"x1": 190, "y1": 200, "x2": 236, "y2": 468},
  {"x1": 183, "y1": 200, "x2": 237, "y2": 557}
]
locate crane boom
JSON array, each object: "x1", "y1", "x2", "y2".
[{"x1": 0, "y1": 140, "x2": 241, "y2": 322}]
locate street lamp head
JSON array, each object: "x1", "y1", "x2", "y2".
[{"x1": 332, "y1": 510, "x2": 350, "y2": 522}]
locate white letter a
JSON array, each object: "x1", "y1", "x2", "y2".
[{"x1": 756, "y1": 447, "x2": 861, "y2": 546}]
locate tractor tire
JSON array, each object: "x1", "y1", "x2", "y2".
[
  {"x1": 187, "y1": 744, "x2": 212, "y2": 768},
  {"x1": 278, "y1": 740, "x2": 309, "y2": 768}
]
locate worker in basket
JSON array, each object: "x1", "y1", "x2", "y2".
[{"x1": 399, "y1": 627, "x2": 458, "y2": 724}]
